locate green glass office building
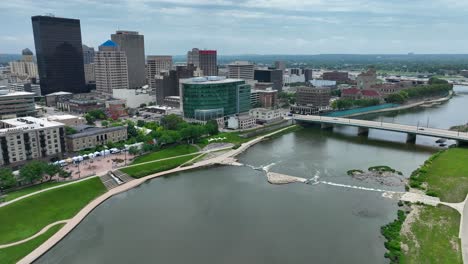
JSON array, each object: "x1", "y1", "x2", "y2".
[{"x1": 181, "y1": 77, "x2": 251, "y2": 120}]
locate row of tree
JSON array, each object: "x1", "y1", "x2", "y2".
[
  {"x1": 331, "y1": 98, "x2": 381, "y2": 110},
  {"x1": 386, "y1": 78, "x2": 453, "y2": 104},
  {"x1": 79, "y1": 115, "x2": 219, "y2": 156},
  {"x1": 0, "y1": 161, "x2": 71, "y2": 193}
]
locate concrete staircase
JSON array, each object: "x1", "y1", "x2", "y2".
[{"x1": 99, "y1": 170, "x2": 134, "y2": 190}]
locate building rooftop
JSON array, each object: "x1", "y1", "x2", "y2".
[
  {"x1": 360, "y1": 90, "x2": 380, "y2": 97},
  {"x1": 45, "y1": 91, "x2": 73, "y2": 96},
  {"x1": 0, "y1": 117, "x2": 64, "y2": 134},
  {"x1": 251, "y1": 89, "x2": 277, "y2": 93},
  {"x1": 229, "y1": 61, "x2": 253, "y2": 66},
  {"x1": 0, "y1": 90, "x2": 35, "y2": 97},
  {"x1": 181, "y1": 76, "x2": 244, "y2": 85},
  {"x1": 100, "y1": 40, "x2": 118, "y2": 47},
  {"x1": 46, "y1": 114, "x2": 84, "y2": 121},
  {"x1": 342, "y1": 88, "x2": 360, "y2": 95},
  {"x1": 22, "y1": 48, "x2": 33, "y2": 56}
]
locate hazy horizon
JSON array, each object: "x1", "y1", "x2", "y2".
[{"x1": 2, "y1": 0, "x2": 468, "y2": 55}]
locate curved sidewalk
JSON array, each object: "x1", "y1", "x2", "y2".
[
  {"x1": 18, "y1": 126, "x2": 295, "y2": 264},
  {"x1": 0, "y1": 220, "x2": 69, "y2": 249}
]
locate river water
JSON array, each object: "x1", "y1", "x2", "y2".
[{"x1": 35, "y1": 86, "x2": 468, "y2": 264}]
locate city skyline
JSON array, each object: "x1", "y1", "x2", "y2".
[{"x1": 1, "y1": 0, "x2": 468, "y2": 55}]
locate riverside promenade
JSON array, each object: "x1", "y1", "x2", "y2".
[{"x1": 18, "y1": 126, "x2": 296, "y2": 264}]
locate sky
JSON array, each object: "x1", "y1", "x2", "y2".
[{"x1": 1, "y1": 0, "x2": 468, "y2": 55}]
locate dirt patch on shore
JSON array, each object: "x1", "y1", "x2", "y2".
[{"x1": 401, "y1": 205, "x2": 421, "y2": 252}]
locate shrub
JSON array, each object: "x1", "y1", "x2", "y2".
[{"x1": 232, "y1": 144, "x2": 241, "y2": 149}]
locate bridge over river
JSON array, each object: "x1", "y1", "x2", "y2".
[{"x1": 294, "y1": 115, "x2": 468, "y2": 144}]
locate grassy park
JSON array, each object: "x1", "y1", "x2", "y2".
[
  {"x1": 121, "y1": 154, "x2": 199, "y2": 178},
  {"x1": 0, "y1": 224, "x2": 65, "y2": 264},
  {"x1": 401, "y1": 205, "x2": 462, "y2": 264},
  {"x1": 410, "y1": 148, "x2": 468, "y2": 202},
  {"x1": 0, "y1": 177, "x2": 105, "y2": 245},
  {"x1": 132, "y1": 144, "x2": 199, "y2": 164},
  {"x1": 2, "y1": 181, "x2": 68, "y2": 202}
]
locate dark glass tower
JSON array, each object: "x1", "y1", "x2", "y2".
[{"x1": 32, "y1": 16, "x2": 87, "y2": 95}]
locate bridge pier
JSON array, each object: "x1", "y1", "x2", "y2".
[
  {"x1": 357, "y1": 127, "x2": 369, "y2": 136},
  {"x1": 406, "y1": 133, "x2": 417, "y2": 144},
  {"x1": 321, "y1": 123, "x2": 334, "y2": 130}
]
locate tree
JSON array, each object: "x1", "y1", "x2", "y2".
[
  {"x1": 101, "y1": 120, "x2": 109, "y2": 127},
  {"x1": 85, "y1": 114, "x2": 96, "y2": 125},
  {"x1": 20, "y1": 160, "x2": 46, "y2": 184},
  {"x1": 65, "y1": 126, "x2": 77, "y2": 135},
  {"x1": 160, "y1": 114, "x2": 184, "y2": 130},
  {"x1": 127, "y1": 123, "x2": 139, "y2": 139},
  {"x1": 43, "y1": 164, "x2": 61, "y2": 181},
  {"x1": 205, "y1": 120, "x2": 219, "y2": 136},
  {"x1": 58, "y1": 170, "x2": 71, "y2": 181},
  {"x1": 128, "y1": 146, "x2": 140, "y2": 155},
  {"x1": 140, "y1": 103, "x2": 147, "y2": 108},
  {"x1": 137, "y1": 120, "x2": 146, "y2": 127},
  {"x1": 0, "y1": 168, "x2": 16, "y2": 191}
]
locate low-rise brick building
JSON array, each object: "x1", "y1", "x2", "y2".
[{"x1": 66, "y1": 125, "x2": 127, "y2": 152}]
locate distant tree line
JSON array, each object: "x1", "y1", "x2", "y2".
[
  {"x1": 386, "y1": 78, "x2": 453, "y2": 104},
  {"x1": 331, "y1": 98, "x2": 381, "y2": 110}
]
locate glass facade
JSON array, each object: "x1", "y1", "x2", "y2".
[
  {"x1": 32, "y1": 16, "x2": 87, "y2": 95},
  {"x1": 182, "y1": 80, "x2": 251, "y2": 119}
]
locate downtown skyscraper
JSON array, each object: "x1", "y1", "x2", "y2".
[
  {"x1": 31, "y1": 15, "x2": 87, "y2": 95},
  {"x1": 187, "y1": 48, "x2": 218, "y2": 76},
  {"x1": 111, "y1": 31, "x2": 146, "y2": 89}
]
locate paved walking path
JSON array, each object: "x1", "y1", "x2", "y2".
[
  {"x1": 461, "y1": 195, "x2": 468, "y2": 264},
  {"x1": 0, "y1": 220, "x2": 69, "y2": 249},
  {"x1": 18, "y1": 126, "x2": 296, "y2": 264}
]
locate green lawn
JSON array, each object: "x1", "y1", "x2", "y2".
[
  {"x1": 2, "y1": 181, "x2": 68, "y2": 202},
  {"x1": 121, "y1": 154, "x2": 199, "y2": 178},
  {"x1": 412, "y1": 148, "x2": 468, "y2": 202},
  {"x1": 0, "y1": 177, "x2": 106, "y2": 244},
  {"x1": 132, "y1": 145, "x2": 198, "y2": 164},
  {"x1": 401, "y1": 205, "x2": 462, "y2": 264},
  {"x1": 0, "y1": 224, "x2": 65, "y2": 264}
]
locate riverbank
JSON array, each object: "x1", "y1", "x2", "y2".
[
  {"x1": 342, "y1": 91, "x2": 453, "y2": 118},
  {"x1": 17, "y1": 125, "x2": 298, "y2": 264},
  {"x1": 396, "y1": 147, "x2": 468, "y2": 263}
]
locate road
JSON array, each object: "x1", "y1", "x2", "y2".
[{"x1": 294, "y1": 115, "x2": 468, "y2": 142}]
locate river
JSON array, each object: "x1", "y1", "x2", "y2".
[{"x1": 34, "y1": 86, "x2": 468, "y2": 264}]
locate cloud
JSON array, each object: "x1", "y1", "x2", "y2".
[{"x1": 1, "y1": 0, "x2": 468, "y2": 54}]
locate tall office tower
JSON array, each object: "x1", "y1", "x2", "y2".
[
  {"x1": 22, "y1": 48, "x2": 34, "y2": 62},
  {"x1": 199, "y1": 50, "x2": 217, "y2": 76},
  {"x1": 82, "y1": 45, "x2": 95, "y2": 64},
  {"x1": 31, "y1": 15, "x2": 87, "y2": 95},
  {"x1": 275, "y1": 61, "x2": 286, "y2": 72},
  {"x1": 9, "y1": 48, "x2": 38, "y2": 79},
  {"x1": 304, "y1": 68, "x2": 313, "y2": 82},
  {"x1": 95, "y1": 40, "x2": 128, "y2": 94},
  {"x1": 147, "y1": 55, "x2": 173, "y2": 88},
  {"x1": 187, "y1": 48, "x2": 200, "y2": 68},
  {"x1": 254, "y1": 69, "x2": 284, "y2": 92},
  {"x1": 154, "y1": 64, "x2": 195, "y2": 105},
  {"x1": 228, "y1": 61, "x2": 254, "y2": 80},
  {"x1": 111, "y1": 30, "x2": 145, "y2": 89}
]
